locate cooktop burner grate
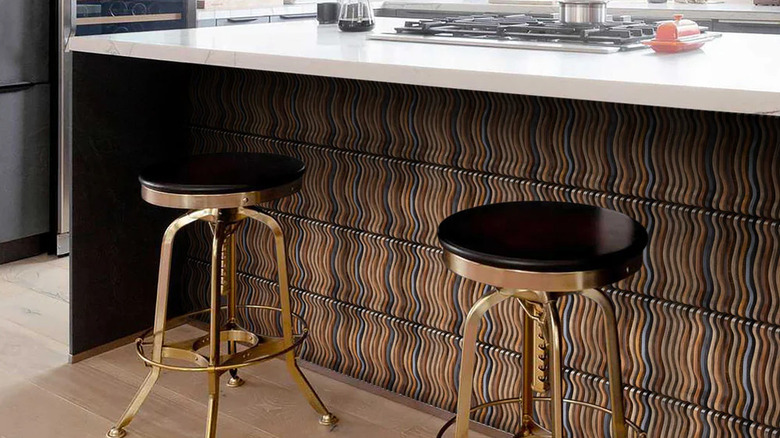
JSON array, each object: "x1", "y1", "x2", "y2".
[{"x1": 394, "y1": 14, "x2": 656, "y2": 48}]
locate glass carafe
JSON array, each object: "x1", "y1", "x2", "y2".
[{"x1": 338, "y1": 0, "x2": 375, "y2": 32}]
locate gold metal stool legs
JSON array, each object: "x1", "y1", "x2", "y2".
[
  {"x1": 517, "y1": 300, "x2": 547, "y2": 437},
  {"x1": 223, "y1": 232, "x2": 245, "y2": 388},
  {"x1": 444, "y1": 289, "x2": 640, "y2": 438},
  {"x1": 108, "y1": 207, "x2": 336, "y2": 438},
  {"x1": 544, "y1": 299, "x2": 564, "y2": 438},
  {"x1": 108, "y1": 209, "x2": 211, "y2": 438},
  {"x1": 454, "y1": 290, "x2": 517, "y2": 438},
  {"x1": 205, "y1": 219, "x2": 227, "y2": 438},
  {"x1": 241, "y1": 208, "x2": 339, "y2": 427},
  {"x1": 580, "y1": 288, "x2": 629, "y2": 438}
]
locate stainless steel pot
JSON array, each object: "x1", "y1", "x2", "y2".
[{"x1": 559, "y1": 0, "x2": 607, "y2": 25}]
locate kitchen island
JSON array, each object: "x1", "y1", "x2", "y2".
[{"x1": 68, "y1": 19, "x2": 780, "y2": 438}]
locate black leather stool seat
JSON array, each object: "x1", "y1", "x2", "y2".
[
  {"x1": 438, "y1": 201, "x2": 648, "y2": 273},
  {"x1": 139, "y1": 153, "x2": 305, "y2": 195}
]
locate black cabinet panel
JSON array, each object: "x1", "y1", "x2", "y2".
[
  {"x1": 0, "y1": 84, "x2": 51, "y2": 243},
  {"x1": 71, "y1": 53, "x2": 190, "y2": 355},
  {"x1": 0, "y1": 0, "x2": 49, "y2": 85}
]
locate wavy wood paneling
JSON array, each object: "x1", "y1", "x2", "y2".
[
  {"x1": 185, "y1": 67, "x2": 780, "y2": 437},
  {"x1": 183, "y1": 207, "x2": 780, "y2": 427},
  {"x1": 189, "y1": 67, "x2": 780, "y2": 221},
  {"x1": 182, "y1": 260, "x2": 780, "y2": 438},
  {"x1": 188, "y1": 128, "x2": 780, "y2": 327}
]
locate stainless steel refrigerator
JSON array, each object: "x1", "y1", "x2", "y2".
[{"x1": 0, "y1": 0, "x2": 52, "y2": 262}]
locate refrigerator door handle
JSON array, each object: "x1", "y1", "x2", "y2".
[{"x1": 0, "y1": 82, "x2": 35, "y2": 93}]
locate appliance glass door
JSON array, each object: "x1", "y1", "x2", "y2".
[
  {"x1": 75, "y1": 0, "x2": 196, "y2": 36},
  {"x1": 56, "y1": 0, "x2": 196, "y2": 255}
]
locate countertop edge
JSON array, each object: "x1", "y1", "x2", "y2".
[{"x1": 68, "y1": 37, "x2": 780, "y2": 117}]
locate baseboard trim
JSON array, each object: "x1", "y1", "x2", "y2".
[{"x1": 0, "y1": 233, "x2": 49, "y2": 264}]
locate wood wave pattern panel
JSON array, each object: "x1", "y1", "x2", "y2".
[{"x1": 185, "y1": 67, "x2": 780, "y2": 438}]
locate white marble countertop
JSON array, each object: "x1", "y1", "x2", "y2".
[
  {"x1": 381, "y1": 0, "x2": 780, "y2": 20},
  {"x1": 68, "y1": 18, "x2": 780, "y2": 115}
]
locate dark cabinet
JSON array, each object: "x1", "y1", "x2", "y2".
[
  {"x1": 0, "y1": 0, "x2": 51, "y2": 258},
  {"x1": 0, "y1": 84, "x2": 51, "y2": 244},
  {"x1": 0, "y1": 0, "x2": 50, "y2": 85}
]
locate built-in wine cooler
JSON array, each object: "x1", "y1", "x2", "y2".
[
  {"x1": 75, "y1": 0, "x2": 196, "y2": 35},
  {"x1": 54, "y1": 0, "x2": 196, "y2": 257}
]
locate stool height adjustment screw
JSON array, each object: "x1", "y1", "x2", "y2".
[{"x1": 529, "y1": 306, "x2": 549, "y2": 394}]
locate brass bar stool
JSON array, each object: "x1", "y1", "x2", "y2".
[
  {"x1": 436, "y1": 201, "x2": 648, "y2": 438},
  {"x1": 107, "y1": 153, "x2": 337, "y2": 438}
]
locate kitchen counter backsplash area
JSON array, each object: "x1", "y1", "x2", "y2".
[{"x1": 181, "y1": 67, "x2": 780, "y2": 438}]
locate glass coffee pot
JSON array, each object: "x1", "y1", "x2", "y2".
[{"x1": 338, "y1": 0, "x2": 375, "y2": 32}]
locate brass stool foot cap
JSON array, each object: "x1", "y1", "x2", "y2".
[
  {"x1": 319, "y1": 414, "x2": 339, "y2": 426},
  {"x1": 227, "y1": 375, "x2": 245, "y2": 388},
  {"x1": 515, "y1": 421, "x2": 551, "y2": 437},
  {"x1": 107, "y1": 427, "x2": 127, "y2": 438}
]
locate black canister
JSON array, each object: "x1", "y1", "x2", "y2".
[{"x1": 317, "y1": 2, "x2": 339, "y2": 24}]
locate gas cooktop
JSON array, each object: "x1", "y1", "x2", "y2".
[{"x1": 370, "y1": 14, "x2": 658, "y2": 54}]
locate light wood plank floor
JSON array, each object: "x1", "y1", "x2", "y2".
[
  {"x1": 1, "y1": 324, "x2": 500, "y2": 438},
  {"x1": 0, "y1": 256, "x2": 503, "y2": 438},
  {"x1": 0, "y1": 255, "x2": 69, "y2": 349}
]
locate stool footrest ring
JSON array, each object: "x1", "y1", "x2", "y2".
[
  {"x1": 437, "y1": 397, "x2": 646, "y2": 438},
  {"x1": 135, "y1": 305, "x2": 308, "y2": 373}
]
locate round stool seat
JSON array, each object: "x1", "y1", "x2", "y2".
[
  {"x1": 139, "y1": 153, "x2": 305, "y2": 209},
  {"x1": 438, "y1": 201, "x2": 648, "y2": 291}
]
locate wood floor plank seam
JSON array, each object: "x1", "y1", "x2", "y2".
[
  {"x1": 0, "y1": 317, "x2": 69, "y2": 355},
  {"x1": 91, "y1": 347, "x2": 451, "y2": 438},
  {"x1": 0, "y1": 372, "x2": 127, "y2": 438},
  {"x1": 227, "y1": 364, "x2": 456, "y2": 436},
  {"x1": 23, "y1": 378, "x2": 144, "y2": 433},
  {"x1": 84, "y1": 358, "x2": 281, "y2": 437},
  {"x1": 37, "y1": 350, "x2": 275, "y2": 436}
]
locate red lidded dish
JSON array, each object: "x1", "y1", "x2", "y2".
[{"x1": 643, "y1": 14, "x2": 715, "y2": 53}]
